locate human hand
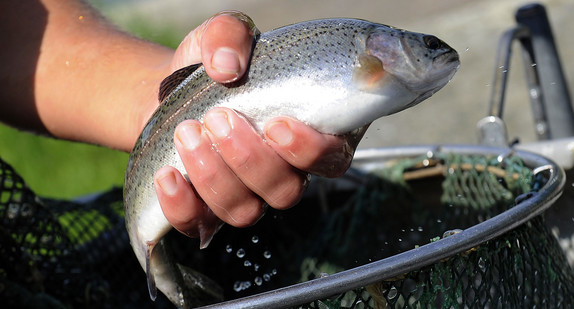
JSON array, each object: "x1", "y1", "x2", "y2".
[{"x1": 152, "y1": 12, "x2": 360, "y2": 243}]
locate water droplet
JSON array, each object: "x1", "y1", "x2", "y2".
[
  {"x1": 253, "y1": 264, "x2": 260, "y2": 272},
  {"x1": 320, "y1": 272, "x2": 329, "y2": 278},
  {"x1": 263, "y1": 250, "x2": 272, "y2": 259},
  {"x1": 225, "y1": 245, "x2": 233, "y2": 253},
  {"x1": 387, "y1": 286, "x2": 398, "y2": 299},
  {"x1": 233, "y1": 280, "x2": 252, "y2": 292},
  {"x1": 272, "y1": 268, "x2": 277, "y2": 275},
  {"x1": 418, "y1": 226, "x2": 424, "y2": 232},
  {"x1": 233, "y1": 281, "x2": 241, "y2": 292},
  {"x1": 244, "y1": 260, "x2": 252, "y2": 267},
  {"x1": 251, "y1": 235, "x2": 259, "y2": 243},
  {"x1": 263, "y1": 274, "x2": 271, "y2": 281},
  {"x1": 478, "y1": 257, "x2": 486, "y2": 271},
  {"x1": 254, "y1": 276, "x2": 263, "y2": 286},
  {"x1": 531, "y1": 63, "x2": 537, "y2": 67},
  {"x1": 236, "y1": 248, "x2": 246, "y2": 258}
]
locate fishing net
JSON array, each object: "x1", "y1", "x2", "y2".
[{"x1": 1, "y1": 147, "x2": 572, "y2": 308}]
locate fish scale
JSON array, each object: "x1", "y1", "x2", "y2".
[{"x1": 124, "y1": 16, "x2": 459, "y2": 308}]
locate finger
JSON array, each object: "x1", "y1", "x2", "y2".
[
  {"x1": 203, "y1": 108, "x2": 308, "y2": 210},
  {"x1": 154, "y1": 166, "x2": 203, "y2": 235},
  {"x1": 173, "y1": 119, "x2": 264, "y2": 228},
  {"x1": 264, "y1": 117, "x2": 356, "y2": 178},
  {"x1": 171, "y1": 11, "x2": 256, "y2": 83},
  {"x1": 154, "y1": 166, "x2": 223, "y2": 246},
  {"x1": 201, "y1": 12, "x2": 256, "y2": 83}
]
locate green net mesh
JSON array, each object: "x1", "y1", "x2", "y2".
[
  {"x1": 1, "y1": 151, "x2": 573, "y2": 308},
  {"x1": 0, "y1": 158, "x2": 156, "y2": 308}
]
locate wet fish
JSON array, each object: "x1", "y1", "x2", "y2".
[{"x1": 124, "y1": 15, "x2": 459, "y2": 308}]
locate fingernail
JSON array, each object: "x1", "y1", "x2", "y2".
[
  {"x1": 205, "y1": 110, "x2": 231, "y2": 139},
  {"x1": 175, "y1": 123, "x2": 201, "y2": 150},
  {"x1": 156, "y1": 169, "x2": 178, "y2": 196},
  {"x1": 266, "y1": 121, "x2": 293, "y2": 146},
  {"x1": 211, "y1": 47, "x2": 241, "y2": 75}
]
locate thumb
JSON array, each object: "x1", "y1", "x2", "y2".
[{"x1": 170, "y1": 11, "x2": 258, "y2": 83}]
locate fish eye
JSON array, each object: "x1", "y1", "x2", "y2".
[{"x1": 423, "y1": 35, "x2": 441, "y2": 50}]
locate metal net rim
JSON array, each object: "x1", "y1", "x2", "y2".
[{"x1": 199, "y1": 144, "x2": 565, "y2": 309}]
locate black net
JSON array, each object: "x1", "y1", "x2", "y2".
[
  {"x1": 1, "y1": 151, "x2": 573, "y2": 308},
  {"x1": 0, "y1": 159, "x2": 165, "y2": 308}
]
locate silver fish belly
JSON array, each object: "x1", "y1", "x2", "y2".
[{"x1": 124, "y1": 17, "x2": 459, "y2": 308}]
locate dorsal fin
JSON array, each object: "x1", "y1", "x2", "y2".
[{"x1": 158, "y1": 63, "x2": 203, "y2": 102}]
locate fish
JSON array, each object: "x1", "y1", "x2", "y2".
[{"x1": 124, "y1": 14, "x2": 459, "y2": 308}]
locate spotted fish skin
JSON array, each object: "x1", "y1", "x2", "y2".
[{"x1": 124, "y1": 17, "x2": 459, "y2": 308}]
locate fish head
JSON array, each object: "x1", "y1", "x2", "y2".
[{"x1": 353, "y1": 24, "x2": 460, "y2": 115}]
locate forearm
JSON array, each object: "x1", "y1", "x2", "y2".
[{"x1": 0, "y1": 0, "x2": 173, "y2": 151}]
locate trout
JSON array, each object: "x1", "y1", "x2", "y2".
[{"x1": 124, "y1": 15, "x2": 459, "y2": 308}]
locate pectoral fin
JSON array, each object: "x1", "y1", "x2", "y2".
[
  {"x1": 352, "y1": 53, "x2": 387, "y2": 90},
  {"x1": 199, "y1": 217, "x2": 225, "y2": 249}
]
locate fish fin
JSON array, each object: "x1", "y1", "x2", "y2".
[
  {"x1": 199, "y1": 216, "x2": 225, "y2": 249},
  {"x1": 146, "y1": 242, "x2": 158, "y2": 301},
  {"x1": 352, "y1": 53, "x2": 387, "y2": 90},
  {"x1": 342, "y1": 124, "x2": 371, "y2": 149},
  {"x1": 177, "y1": 263, "x2": 224, "y2": 304},
  {"x1": 158, "y1": 64, "x2": 203, "y2": 102}
]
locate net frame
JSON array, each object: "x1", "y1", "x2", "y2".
[{"x1": 199, "y1": 145, "x2": 565, "y2": 309}]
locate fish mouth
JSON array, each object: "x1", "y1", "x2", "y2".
[
  {"x1": 432, "y1": 49, "x2": 460, "y2": 82},
  {"x1": 434, "y1": 49, "x2": 460, "y2": 65},
  {"x1": 407, "y1": 49, "x2": 459, "y2": 107}
]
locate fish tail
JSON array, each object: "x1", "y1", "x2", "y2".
[
  {"x1": 146, "y1": 237, "x2": 224, "y2": 308},
  {"x1": 177, "y1": 264, "x2": 224, "y2": 305}
]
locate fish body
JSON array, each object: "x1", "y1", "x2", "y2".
[{"x1": 124, "y1": 17, "x2": 459, "y2": 307}]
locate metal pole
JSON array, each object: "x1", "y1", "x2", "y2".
[{"x1": 515, "y1": 3, "x2": 574, "y2": 138}]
